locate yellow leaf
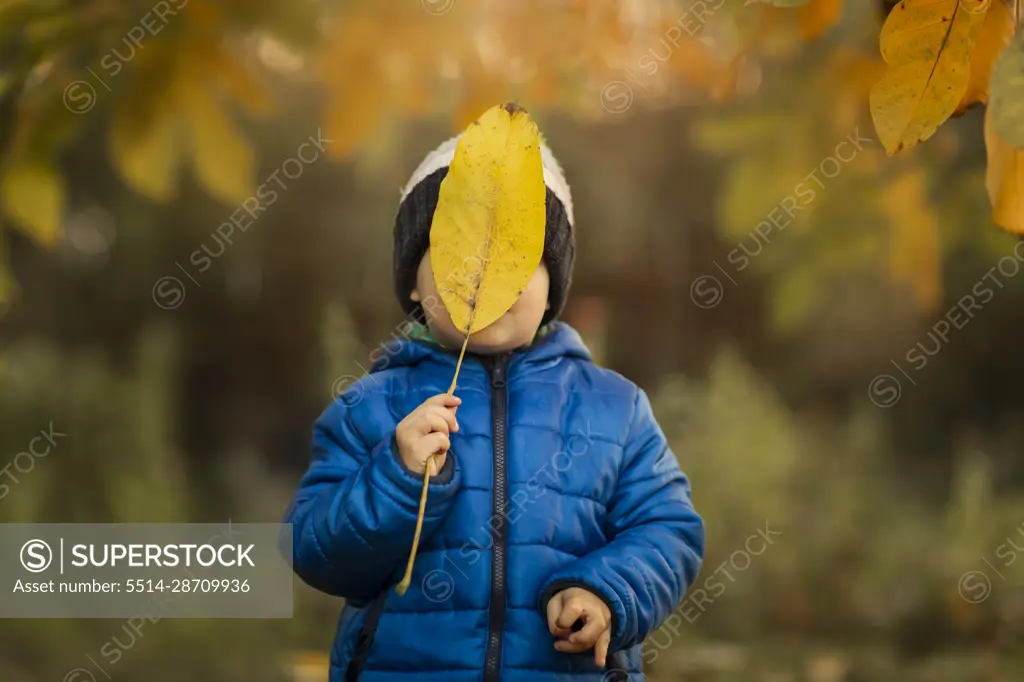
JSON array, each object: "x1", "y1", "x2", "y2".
[
  {"x1": 109, "y1": 95, "x2": 183, "y2": 203},
  {"x1": 883, "y1": 167, "x2": 941, "y2": 309},
  {"x1": 954, "y1": 0, "x2": 1014, "y2": 115},
  {"x1": 798, "y1": 0, "x2": 842, "y2": 42},
  {"x1": 398, "y1": 103, "x2": 547, "y2": 597},
  {"x1": 989, "y1": 29, "x2": 1024, "y2": 147},
  {"x1": 1, "y1": 160, "x2": 64, "y2": 246},
  {"x1": 985, "y1": 104, "x2": 1024, "y2": 234},
  {"x1": 318, "y1": 13, "x2": 389, "y2": 159},
  {"x1": 430, "y1": 102, "x2": 547, "y2": 335},
  {"x1": 181, "y1": 80, "x2": 255, "y2": 205},
  {"x1": 107, "y1": 39, "x2": 187, "y2": 203},
  {"x1": 870, "y1": 0, "x2": 987, "y2": 154}
]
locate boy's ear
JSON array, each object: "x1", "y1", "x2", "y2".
[{"x1": 410, "y1": 288, "x2": 421, "y2": 303}]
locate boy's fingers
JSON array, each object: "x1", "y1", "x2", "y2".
[
  {"x1": 569, "y1": 616, "x2": 605, "y2": 647},
  {"x1": 554, "y1": 640, "x2": 589, "y2": 654},
  {"x1": 555, "y1": 600, "x2": 584, "y2": 631},
  {"x1": 444, "y1": 407, "x2": 459, "y2": 431},
  {"x1": 419, "y1": 432, "x2": 451, "y2": 458},
  {"x1": 423, "y1": 412, "x2": 451, "y2": 436},
  {"x1": 425, "y1": 405, "x2": 459, "y2": 433},
  {"x1": 595, "y1": 630, "x2": 611, "y2": 668},
  {"x1": 425, "y1": 393, "x2": 462, "y2": 409},
  {"x1": 546, "y1": 595, "x2": 563, "y2": 635}
]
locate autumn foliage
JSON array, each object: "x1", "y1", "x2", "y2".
[
  {"x1": 869, "y1": 0, "x2": 1024, "y2": 235},
  {"x1": 0, "y1": 0, "x2": 1022, "y2": 309}
]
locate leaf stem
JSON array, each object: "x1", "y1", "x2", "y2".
[
  {"x1": 395, "y1": 331, "x2": 470, "y2": 596},
  {"x1": 448, "y1": 330, "x2": 470, "y2": 394}
]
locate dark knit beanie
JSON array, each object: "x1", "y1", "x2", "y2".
[{"x1": 393, "y1": 135, "x2": 575, "y2": 327}]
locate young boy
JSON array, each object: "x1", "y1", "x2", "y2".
[{"x1": 284, "y1": 136, "x2": 704, "y2": 681}]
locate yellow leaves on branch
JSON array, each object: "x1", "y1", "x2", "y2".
[
  {"x1": 110, "y1": 103, "x2": 181, "y2": 205},
  {"x1": 970, "y1": 1, "x2": 1024, "y2": 235},
  {"x1": 181, "y1": 77, "x2": 256, "y2": 206},
  {"x1": 0, "y1": 160, "x2": 65, "y2": 248},
  {"x1": 989, "y1": 31, "x2": 1024, "y2": 148},
  {"x1": 1, "y1": 0, "x2": 264, "y2": 251},
  {"x1": 870, "y1": 0, "x2": 988, "y2": 155},
  {"x1": 954, "y1": 0, "x2": 1014, "y2": 114},
  {"x1": 867, "y1": 0, "x2": 1024, "y2": 234},
  {"x1": 318, "y1": 12, "x2": 390, "y2": 159},
  {"x1": 980, "y1": 13, "x2": 1024, "y2": 233},
  {"x1": 108, "y1": 40, "x2": 256, "y2": 207},
  {"x1": 985, "y1": 106, "x2": 1024, "y2": 234},
  {"x1": 430, "y1": 103, "x2": 547, "y2": 336},
  {"x1": 109, "y1": 47, "x2": 184, "y2": 205}
]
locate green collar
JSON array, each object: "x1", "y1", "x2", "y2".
[{"x1": 406, "y1": 321, "x2": 556, "y2": 350}]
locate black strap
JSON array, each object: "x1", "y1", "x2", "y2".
[
  {"x1": 344, "y1": 590, "x2": 389, "y2": 682},
  {"x1": 604, "y1": 651, "x2": 630, "y2": 680}
]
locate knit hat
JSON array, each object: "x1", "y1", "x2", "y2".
[{"x1": 393, "y1": 134, "x2": 575, "y2": 327}]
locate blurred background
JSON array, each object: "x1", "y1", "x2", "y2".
[{"x1": 2, "y1": 0, "x2": 1024, "y2": 680}]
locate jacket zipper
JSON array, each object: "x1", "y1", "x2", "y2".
[{"x1": 484, "y1": 353, "x2": 510, "y2": 682}]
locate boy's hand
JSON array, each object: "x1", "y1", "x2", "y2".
[
  {"x1": 546, "y1": 587, "x2": 613, "y2": 668},
  {"x1": 396, "y1": 393, "x2": 461, "y2": 476}
]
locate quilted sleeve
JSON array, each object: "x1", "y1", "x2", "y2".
[
  {"x1": 538, "y1": 387, "x2": 704, "y2": 651},
  {"x1": 283, "y1": 396, "x2": 462, "y2": 602}
]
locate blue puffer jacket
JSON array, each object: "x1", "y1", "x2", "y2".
[{"x1": 284, "y1": 323, "x2": 704, "y2": 682}]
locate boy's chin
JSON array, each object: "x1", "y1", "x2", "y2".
[
  {"x1": 433, "y1": 319, "x2": 537, "y2": 354},
  {"x1": 473, "y1": 321, "x2": 544, "y2": 352}
]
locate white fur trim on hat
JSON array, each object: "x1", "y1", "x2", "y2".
[{"x1": 399, "y1": 134, "x2": 574, "y2": 226}]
